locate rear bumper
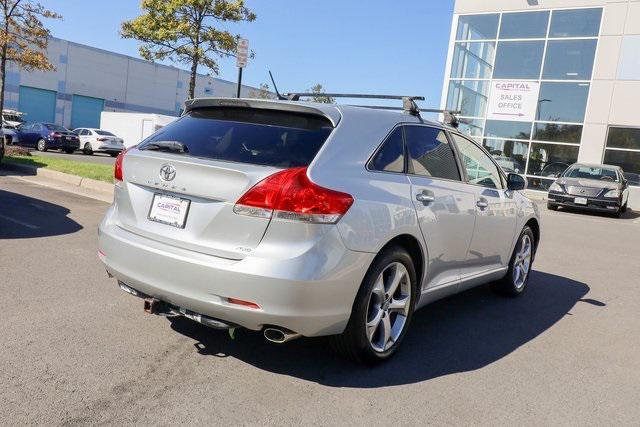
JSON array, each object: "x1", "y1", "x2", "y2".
[
  {"x1": 98, "y1": 206, "x2": 374, "y2": 337},
  {"x1": 48, "y1": 138, "x2": 80, "y2": 149},
  {"x1": 98, "y1": 143, "x2": 123, "y2": 152},
  {"x1": 548, "y1": 193, "x2": 621, "y2": 212}
]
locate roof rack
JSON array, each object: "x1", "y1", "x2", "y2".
[{"x1": 282, "y1": 93, "x2": 425, "y2": 116}]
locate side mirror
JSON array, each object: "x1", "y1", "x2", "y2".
[{"x1": 507, "y1": 173, "x2": 527, "y2": 191}]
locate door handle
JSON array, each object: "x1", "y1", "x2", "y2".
[
  {"x1": 476, "y1": 198, "x2": 489, "y2": 210},
  {"x1": 416, "y1": 190, "x2": 435, "y2": 204}
]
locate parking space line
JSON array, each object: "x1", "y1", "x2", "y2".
[{"x1": 0, "y1": 213, "x2": 40, "y2": 230}]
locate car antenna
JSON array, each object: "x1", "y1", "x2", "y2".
[{"x1": 269, "y1": 70, "x2": 287, "y2": 100}]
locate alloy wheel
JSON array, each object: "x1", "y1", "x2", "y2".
[
  {"x1": 366, "y1": 262, "x2": 411, "y2": 353},
  {"x1": 513, "y1": 234, "x2": 532, "y2": 289}
]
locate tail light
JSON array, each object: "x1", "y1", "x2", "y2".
[
  {"x1": 114, "y1": 147, "x2": 132, "y2": 181},
  {"x1": 233, "y1": 167, "x2": 353, "y2": 224}
]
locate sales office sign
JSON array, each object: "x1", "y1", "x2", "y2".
[{"x1": 487, "y1": 81, "x2": 541, "y2": 122}]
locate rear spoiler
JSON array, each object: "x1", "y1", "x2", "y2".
[{"x1": 183, "y1": 98, "x2": 341, "y2": 127}]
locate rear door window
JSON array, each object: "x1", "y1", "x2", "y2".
[
  {"x1": 405, "y1": 125, "x2": 461, "y2": 181},
  {"x1": 139, "y1": 107, "x2": 334, "y2": 168}
]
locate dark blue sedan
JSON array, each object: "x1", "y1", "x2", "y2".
[{"x1": 16, "y1": 123, "x2": 80, "y2": 153}]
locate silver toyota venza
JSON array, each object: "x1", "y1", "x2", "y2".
[{"x1": 98, "y1": 97, "x2": 540, "y2": 364}]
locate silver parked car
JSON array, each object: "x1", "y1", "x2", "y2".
[
  {"x1": 98, "y1": 97, "x2": 540, "y2": 364},
  {"x1": 547, "y1": 163, "x2": 630, "y2": 216}
]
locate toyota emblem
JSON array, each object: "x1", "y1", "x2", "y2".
[{"x1": 159, "y1": 164, "x2": 176, "y2": 181}]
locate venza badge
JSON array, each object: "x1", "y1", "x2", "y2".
[{"x1": 159, "y1": 164, "x2": 176, "y2": 181}]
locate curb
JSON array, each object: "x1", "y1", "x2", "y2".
[{"x1": 1, "y1": 161, "x2": 114, "y2": 197}]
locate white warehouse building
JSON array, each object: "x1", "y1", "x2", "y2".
[
  {"x1": 441, "y1": 0, "x2": 640, "y2": 204},
  {"x1": 3, "y1": 37, "x2": 257, "y2": 129}
]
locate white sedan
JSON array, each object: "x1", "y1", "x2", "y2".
[{"x1": 73, "y1": 128, "x2": 124, "y2": 157}]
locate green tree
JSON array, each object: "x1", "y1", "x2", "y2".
[
  {"x1": 0, "y1": 0, "x2": 61, "y2": 120},
  {"x1": 307, "y1": 83, "x2": 334, "y2": 103},
  {"x1": 121, "y1": 0, "x2": 256, "y2": 99},
  {"x1": 249, "y1": 82, "x2": 274, "y2": 100}
]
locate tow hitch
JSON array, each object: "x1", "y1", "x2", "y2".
[{"x1": 143, "y1": 297, "x2": 167, "y2": 315}]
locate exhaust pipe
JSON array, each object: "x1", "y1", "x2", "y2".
[{"x1": 263, "y1": 327, "x2": 301, "y2": 344}]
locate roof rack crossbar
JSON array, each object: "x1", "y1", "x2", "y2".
[{"x1": 283, "y1": 93, "x2": 425, "y2": 116}]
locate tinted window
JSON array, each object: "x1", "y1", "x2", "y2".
[
  {"x1": 452, "y1": 134, "x2": 503, "y2": 189},
  {"x1": 537, "y1": 82, "x2": 590, "y2": 123},
  {"x1": 45, "y1": 124, "x2": 68, "y2": 132},
  {"x1": 542, "y1": 39, "x2": 597, "y2": 80},
  {"x1": 484, "y1": 120, "x2": 531, "y2": 140},
  {"x1": 451, "y1": 42, "x2": 495, "y2": 79},
  {"x1": 534, "y1": 123, "x2": 582, "y2": 144},
  {"x1": 549, "y1": 8, "x2": 602, "y2": 38},
  {"x1": 368, "y1": 127, "x2": 404, "y2": 173},
  {"x1": 526, "y1": 143, "x2": 578, "y2": 177},
  {"x1": 493, "y1": 41, "x2": 545, "y2": 79},
  {"x1": 140, "y1": 108, "x2": 333, "y2": 168},
  {"x1": 95, "y1": 130, "x2": 115, "y2": 136},
  {"x1": 604, "y1": 150, "x2": 640, "y2": 186},
  {"x1": 607, "y1": 127, "x2": 640, "y2": 150},
  {"x1": 405, "y1": 126, "x2": 460, "y2": 181},
  {"x1": 499, "y1": 11, "x2": 549, "y2": 39},
  {"x1": 456, "y1": 14, "x2": 499, "y2": 40}
]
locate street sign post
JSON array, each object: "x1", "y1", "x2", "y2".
[{"x1": 236, "y1": 38, "x2": 249, "y2": 98}]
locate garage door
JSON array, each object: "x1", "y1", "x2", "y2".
[
  {"x1": 71, "y1": 94, "x2": 104, "y2": 129},
  {"x1": 18, "y1": 86, "x2": 56, "y2": 123}
]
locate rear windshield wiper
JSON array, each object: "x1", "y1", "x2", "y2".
[{"x1": 140, "y1": 140, "x2": 188, "y2": 153}]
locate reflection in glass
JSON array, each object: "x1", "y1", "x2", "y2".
[
  {"x1": 527, "y1": 177, "x2": 556, "y2": 191},
  {"x1": 606, "y1": 127, "x2": 640, "y2": 150},
  {"x1": 534, "y1": 123, "x2": 582, "y2": 144},
  {"x1": 484, "y1": 120, "x2": 531, "y2": 140},
  {"x1": 457, "y1": 118, "x2": 484, "y2": 137},
  {"x1": 483, "y1": 138, "x2": 528, "y2": 174},
  {"x1": 537, "y1": 83, "x2": 590, "y2": 123},
  {"x1": 446, "y1": 80, "x2": 489, "y2": 118},
  {"x1": 405, "y1": 126, "x2": 461, "y2": 181},
  {"x1": 527, "y1": 143, "x2": 578, "y2": 177},
  {"x1": 456, "y1": 14, "x2": 499, "y2": 40},
  {"x1": 450, "y1": 42, "x2": 495, "y2": 79},
  {"x1": 493, "y1": 41, "x2": 545, "y2": 79},
  {"x1": 368, "y1": 127, "x2": 404, "y2": 173},
  {"x1": 451, "y1": 134, "x2": 503, "y2": 189},
  {"x1": 603, "y1": 150, "x2": 640, "y2": 186},
  {"x1": 542, "y1": 39, "x2": 597, "y2": 80},
  {"x1": 549, "y1": 8, "x2": 602, "y2": 38},
  {"x1": 499, "y1": 11, "x2": 549, "y2": 39}
]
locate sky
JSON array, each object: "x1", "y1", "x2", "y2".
[{"x1": 37, "y1": 0, "x2": 454, "y2": 108}]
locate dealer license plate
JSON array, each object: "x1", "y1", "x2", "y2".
[
  {"x1": 574, "y1": 197, "x2": 588, "y2": 205},
  {"x1": 148, "y1": 194, "x2": 191, "y2": 228}
]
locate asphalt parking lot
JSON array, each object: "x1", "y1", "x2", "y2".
[{"x1": 1, "y1": 173, "x2": 640, "y2": 425}]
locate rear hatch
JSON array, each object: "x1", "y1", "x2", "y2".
[{"x1": 115, "y1": 105, "x2": 334, "y2": 260}]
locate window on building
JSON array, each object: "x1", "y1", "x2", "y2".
[
  {"x1": 537, "y1": 82, "x2": 590, "y2": 123},
  {"x1": 456, "y1": 14, "x2": 499, "y2": 40},
  {"x1": 493, "y1": 41, "x2": 545, "y2": 79},
  {"x1": 452, "y1": 133, "x2": 503, "y2": 189},
  {"x1": 526, "y1": 143, "x2": 578, "y2": 178},
  {"x1": 446, "y1": 80, "x2": 489, "y2": 118},
  {"x1": 542, "y1": 39, "x2": 597, "y2": 80},
  {"x1": 450, "y1": 42, "x2": 495, "y2": 79},
  {"x1": 483, "y1": 138, "x2": 528, "y2": 174},
  {"x1": 368, "y1": 127, "x2": 405, "y2": 173},
  {"x1": 405, "y1": 126, "x2": 461, "y2": 181},
  {"x1": 499, "y1": 11, "x2": 550, "y2": 39},
  {"x1": 533, "y1": 123, "x2": 582, "y2": 144},
  {"x1": 604, "y1": 127, "x2": 640, "y2": 186},
  {"x1": 484, "y1": 120, "x2": 531, "y2": 140},
  {"x1": 456, "y1": 118, "x2": 485, "y2": 138},
  {"x1": 549, "y1": 8, "x2": 602, "y2": 38}
]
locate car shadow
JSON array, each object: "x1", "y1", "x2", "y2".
[
  {"x1": 555, "y1": 206, "x2": 639, "y2": 220},
  {"x1": 168, "y1": 271, "x2": 594, "y2": 388},
  {"x1": 0, "y1": 188, "x2": 83, "y2": 238}
]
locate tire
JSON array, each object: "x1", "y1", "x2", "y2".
[
  {"x1": 620, "y1": 202, "x2": 627, "y2": 213},
  {"x1": 36, "y1": 139, "x2": 47, "y2": 152},
  {"x1": 330, "y1": 246, "x2": 418, "y2": 365},
  {"x1": 492, "y1": 226, "x2": 535, "y2": 297},
  {"x1": 547, "y1": 202, "x2": 557, "y2": 211},
  {"x1": 63, "y1": 148, "x2": 75, "y2": 154},
  {"x1": 83, "y1": 143, "x2": 93, "y2": 155}
]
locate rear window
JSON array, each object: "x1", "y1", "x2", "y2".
[
  {"x1": 95, "y1": 130, "x2": 115, "y2": 136},
  {"x1": 139, "y1": 107, "x2": 334, "y2": 168},
  {"x1": 45, "y1": 124, "x2": 69, "y2": 132}
]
